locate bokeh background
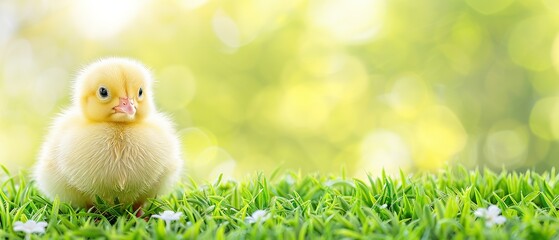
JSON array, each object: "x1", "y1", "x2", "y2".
[{"x1": 1, "y1": 0, "x2": 559, "y2": 180}]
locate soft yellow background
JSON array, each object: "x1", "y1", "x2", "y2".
[{"x1": 1, "y1": 0, "x2": 559, "y2": 180}]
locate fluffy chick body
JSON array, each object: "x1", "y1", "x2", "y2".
[{"x1": 34, "y1": 58, "x2": 183, "y2": 208}]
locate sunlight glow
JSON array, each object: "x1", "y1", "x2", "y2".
[
  {"x1": 0, "y1": 1, "x2": 17, "y2": 46},
  {"x1": 508, "y1": 16, "x2": 554, "y2": 71},
  {"x1": 359, "y1": 130, "x2": 412, "y2": 176},
  {"x1": 156, "y1": 66, "x2": 197, "y2": 111},
  {"x1": 278, "y1": 83, "x2": 332, "y2": 132},
  {"x1": 71, "y1": 0, "x2": 146, "y2": 40},
  {"x1": 308, "y1": 0, "x2": 385, "y2": 44},
  {"x1": 2, "y1": 39, "x2": 35, "y2": 95},
  {"x1": 212, "y1": 10, "x2": 241, "y2": 48},
  {"x1": 198, "y1": 147, "x2": 237, "y2": 180},
  {"x1": 384, "y1": 75, "x2": 430, "y2": 118},
  {"x1": 465, "y1": 0, "x2": 514, "y2": 15},
  {"x1": 529, "y1": 97, "x2": 559, "y2": 140},
  {"x1": 179, "y1": 127, "x2": 217, "y2": 161},
  {"x1": 543, "y1": 0, "x2": 559, "y2": 13},
  {"x1": 553, "y1": 33, "x2": 559, "y2": 75},
  {"x1": 2, "y1": 0, "x2": 557, "y2": 177},
  {"x1": 484, "y1": 122, "x2": 528, "y2": 167},
  {"x1": 181, "y1": 0, "x2": 208, "y2": 10},
  {"x1": 414, "y1": 106, "x2": 467, "y2": 170}
]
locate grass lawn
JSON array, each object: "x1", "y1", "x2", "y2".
[{"x1": 1, "y1": 165, "x2": 558, "y2": 239}]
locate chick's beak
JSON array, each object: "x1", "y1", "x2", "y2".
[{"x1": 113, "y1": 97, "x2": 136, "y2": 115}]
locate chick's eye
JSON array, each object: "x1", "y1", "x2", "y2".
[
  {"x1": 138, "y1": 87, "x2": 143, "y2": 98},
  {"x1": 98, "y1": 87, "x2": 109, "y2": 99}
]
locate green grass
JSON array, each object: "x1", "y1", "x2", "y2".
[{"x1": 1, "y1": 166, "x2": 559, "y2": 239}]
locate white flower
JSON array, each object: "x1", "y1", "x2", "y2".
[
  {"x1": 152, "y1": 210, "x2": 183, "y2": 231},
  {"x1": 245, "y1": 210, "x2": 270, "y2": 224},
  {"x1": 13, "y1": 220, "x2": 47, "y2": 234},
  {"x1": 474, "y1": 205, "x2": 506, "y2": 227},
  {"x1": 14, "y1": 220, "x2": 47, "y2": 240},
  {"x1": 152, "y1": 210, "x2": 183, "y2": 221}
]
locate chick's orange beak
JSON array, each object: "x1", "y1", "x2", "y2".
[{"x1": 113, "y1": 97, "x2": 136, "y2": 115}]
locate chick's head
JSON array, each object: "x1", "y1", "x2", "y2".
[{"x1": 74, "y1": 58, "x2": 155, "y2": 123}]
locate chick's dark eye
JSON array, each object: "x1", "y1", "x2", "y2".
[
  {"x1": 138, "y1": 87, "x2": 143, "y2": 98},
  {"x1": 98, "y1": 87, "x2": 109, "y2": 98}
]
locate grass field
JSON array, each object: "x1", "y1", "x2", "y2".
[{"x1": 1, "y1": 165, "x2": 558, "y2": 239}]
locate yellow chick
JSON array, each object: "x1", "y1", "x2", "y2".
[{"x1": 33, "y1": 58, "x2": 183, "y2": 214}]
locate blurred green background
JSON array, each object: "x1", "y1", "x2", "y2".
[{"x1": 1, "y1": 0, "x2": 559, "y2": 180}]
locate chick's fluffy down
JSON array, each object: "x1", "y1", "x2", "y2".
[{"x1": 33, "y1": 58, "x2": 183, "y2": 207}]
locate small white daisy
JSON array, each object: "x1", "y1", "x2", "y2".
[
  {"x1": 245, "y1": 210, "x2": 270, "y2": 224},
  {"x1": 13, "y1": 220, "x2": 48, "y2": 240},
  {"x1": 152, "y1": 210, "x2": 183, "y2": 231},
  {"x1": 474, "y1": 205, "x2": 506, "y2": 227}
]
